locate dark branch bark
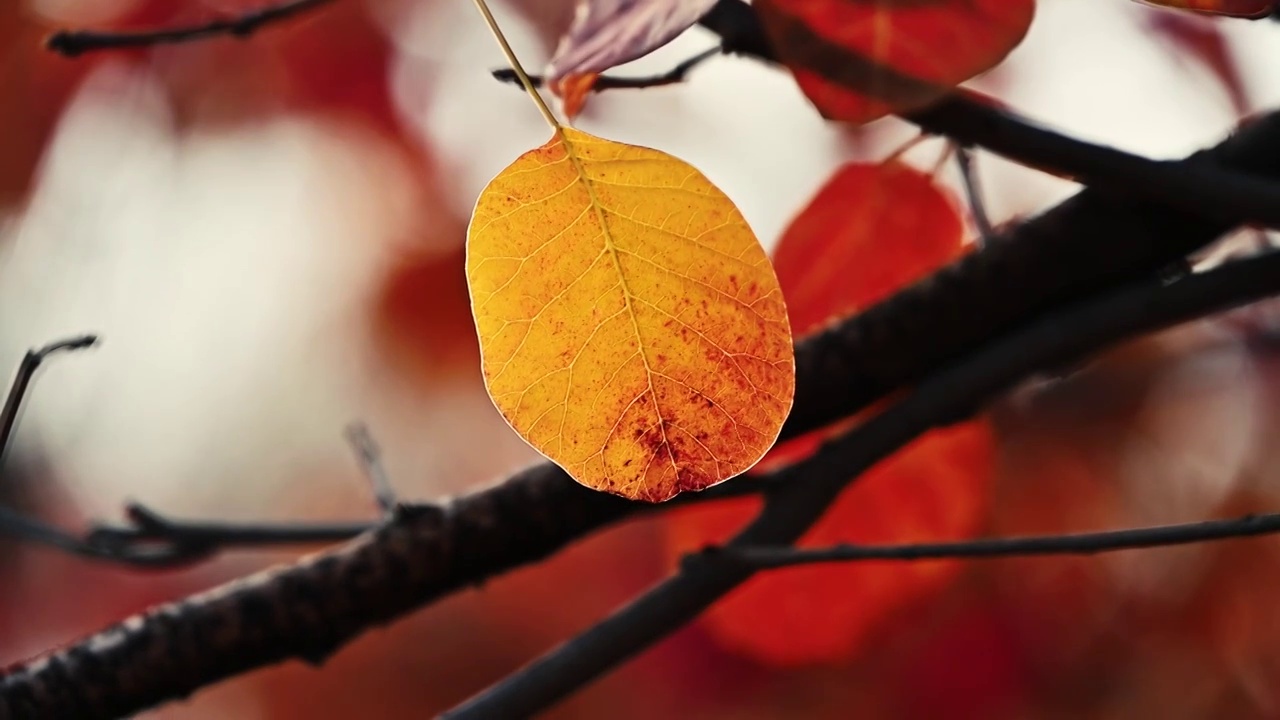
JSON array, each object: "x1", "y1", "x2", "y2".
[
  {"x1": 44, "y1": 0, "x2": 335, "y2": 56},
  {"x1": 7, "y1": 102, "x2": 1280, "y2": 720},
  {"x1": 8, "y1": 159, "x2": 1280, "y2": 715},
  {"x1": 12, "y1": 2, "x2": 1280, "y2": 716},
  {"x1": 0, "y1": 500, "x2": 372, "y2": 568},
  {"x1": 0, "y1": 464, "x2": 761, "y2": 718},
  {"x1": 783, "y1": 108, "x2": 1280, "y2": 441},
  {"x1": 80, "y1": 504, "x2": 374, "y2": 567},
  {"x1": 1, "y1": 336, "x2": 98, "y2": 468},
  {"x1": 717, "y1": 513, "x2": 1280, "y2": 567},
  {"x1": 445, "y1": 250, "x2": 1280, "y2": 719}
]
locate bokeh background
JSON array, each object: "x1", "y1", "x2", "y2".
[{"x1": 4, "y1": 0, "x2": 1280, "y2": 716}]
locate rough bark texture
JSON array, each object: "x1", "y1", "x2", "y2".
[{"x1": 6, "y1": 1, "x2": 1280, "y2": 717}]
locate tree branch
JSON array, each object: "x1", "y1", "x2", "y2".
[
  {"x1": 9, "y1": 102, "x2": 1280, "y2": 717},
  {"x1": 82, "y1": 503, "x2": 374, "y2": 566},
  {"x1": 44, "y1": 0, "x2": 336, "y2": 57},
  {"x1": 491, "y1": 45, "x2": 722, "y2": 92},
  {"x1": 782, "y1": 107, "x2": 1280, "y2": 441},
  {"x1": 0, "y1": 500, "x2": 373, "y2": 568},
  {"x1": 444, "y1": 249, "x2": 1280, "y2": 719},
  {"x1": 0, "y1": 335, "x2": 98, "y2": 468},
  {"x1": 15, "y1": 3, "x2": 1280, "y2": 712},
  {"x1": 0, "y1": 335, "x2": 375, "y2": 567},
  {"x1": 713, "y1": 513, "x2": 1280, "y2": 567}
]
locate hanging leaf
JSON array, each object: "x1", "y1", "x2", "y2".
[
  {"x1": 1135, "y1": 0, "x2": 1273, "y2": 17},
  {"x1": 664, "y1": 160, "x2": 995, "y2": 664},
  {"x1": 467, "y1": 127, "x2": 794, "y2": 502},
  {"x1": 546, "y1": 0, "x2": 719, "y2": 81},
  {"x1": 754, "y1": 0, "x2": 1036, "y2": 123}
]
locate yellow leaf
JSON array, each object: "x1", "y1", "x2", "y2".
[{"x1": 467, "y1": 128, "x2": 795, "y2": 502}]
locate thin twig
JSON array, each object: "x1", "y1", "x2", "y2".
[
  {"x1": 711, "y1": 513, "x2": 1280, "y2": 568},
  {"x1": 954, "y1": 145, "x2": 996, "y2": 246},
  {"x1": 0, "y1": 500, "x2": 372, "y2": 568},
  {"x1": 443, "y1": 251, "x2": 1280, "y2": 718},
  {"x1": 492, "y1": 45, "x2": 722, "y2": 94},
  {"x1": 45, "y1": 0, "x2": 336, "y2": 57},
  {"x1": 1, "y1": 335, "x2": 98, "y2": 469},
  {"x1": 345, "y1": 422, "x2": 398, "y2": 516},
  {"x1": 0, "y1": 335, "x2": 368, "y2": 567},
  {"x1": 84, "y1": 503, "x2": 373, "y2": 567}
]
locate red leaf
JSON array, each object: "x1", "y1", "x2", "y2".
[
  {"x1": 754, "y1": 0, "x2": 1036, "y2": 124},
  {"x1": 772, "y1": 161, "x2": 967, "y2": 335}
]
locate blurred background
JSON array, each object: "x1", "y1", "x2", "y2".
[{"x1": 4, "y1": 0, "x2": 1280, "y2": 716}]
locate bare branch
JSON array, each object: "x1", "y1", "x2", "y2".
[
  {"x1": 782, "y1": 107, "x2": 1280, "y2": 441},
  {"x1": 1, "y1": 335, "x2": 97, "y2": 467},
  {"x1": 344, "y1": 422, "x2": 399, "y2": 516},
  {"x1": 0, "y1": 499, "x2": 372, "y2": 568},
  {"x1": 0, "y1": 335, "x2": 380, "y2": 566},
  {"x1": 82, "y1": 503, "x2": 374, "y2": 567},
  {"x1": 711, "y1": 513, "x2": 1280, "y2": 568},
  {"x1": 9, "y1": 99, "x2": 1280, "y2": 714},
  {"x1": 491, "y1": 45, "x2": 722, "y2": 92},
  {"x1": 16, "y1": 4, "x2": 1280, "y2": 707},
  {"x1": 45, "y1": 0, "x2": 336, "y2": 57},
  {"x1": 444, "y1": 250, "x2": 1280, "y2": 719},
  {"x1": 498, "y1": 0, "x2": 1280, "y2": 231},
  {"x1": 0, "y1": 462, "x2": 767, "y2": 717}
]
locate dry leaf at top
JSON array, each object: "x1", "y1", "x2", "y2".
[
  {"x1": 467, "y1": 127, "x2": 794, "y2": 502},
  {"x1": 1135, "y1": 0, "x2": 1273, "y2": 17},
  {"x1": 754, "y1": 0, "x2": 1036, "y2": 124},
  {"x1": 546, "y1": 0, "x2": 719, "y2": 80}
]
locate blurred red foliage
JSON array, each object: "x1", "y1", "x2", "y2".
[{"x1": 5, "y1": 1, "x2": 1280, "y2": 718}]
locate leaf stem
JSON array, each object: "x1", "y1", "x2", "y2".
[{"x1": 469, "y1": 0, "x2": 560, "y2": 131}]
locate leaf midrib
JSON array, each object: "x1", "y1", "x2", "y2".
[{"x1": 560, "y1": 130, "x2": 678, "y2": 486}]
